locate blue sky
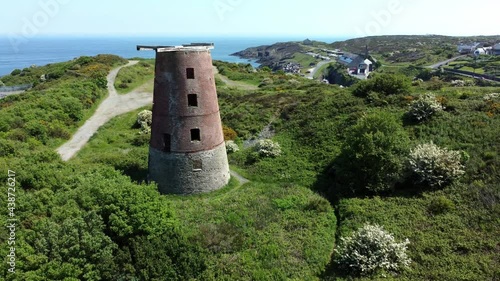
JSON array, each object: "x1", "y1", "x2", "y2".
[{"x1": 1, "y1": 0, "x2": 498, "y2": 38}]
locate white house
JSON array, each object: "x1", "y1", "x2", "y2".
[
  {"x1": 357, "y1": 59, "x2": 373, "y2": 75},
  {"x1": 474, "y1": 48, "x2": 487, "y2": 56},
  {"x1": 338, "y1": 53, "x2": 372, "y2": 76}
]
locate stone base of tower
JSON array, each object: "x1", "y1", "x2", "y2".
[{"x1": 148, "y1": 143, "x2": 230, "y2": 194}]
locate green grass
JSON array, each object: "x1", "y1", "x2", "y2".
[
  {"x1": 1, "y1": 58, "x2": 499, "y2": 280},
  {"x1": 459, "y1": 66, "x2": 485, "y2": 74},
  {"x1": 168, "y1": 181, "x2": 336, "y2": 280},
  {"x1": 287, "y1": 52, "x2": 318, "y2": 68},
  {"x1": 114, "y1": 59, "x2": 155, "y2": 94},
  {"x1": 72, "y1": 107, "x2": 337, "y2": 280},
  {"x1": 214, "y1": 61, "x2": 264, "y2": 86}
]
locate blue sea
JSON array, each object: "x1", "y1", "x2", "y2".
[{"x1": 0, "y1": 36, "x2": 348, "y2": 76}]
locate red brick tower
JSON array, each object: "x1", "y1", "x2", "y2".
[{"x1": 137, "y1": 43, "x2": 229, "y2": 194}]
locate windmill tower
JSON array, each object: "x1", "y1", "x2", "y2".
[{"x1": 137, "y1": 43, "x2": 230, "y2": 194}]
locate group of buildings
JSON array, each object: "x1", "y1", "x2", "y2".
[
  {"x1": 457, "y1": 42, "x2": 500, "y2": 56},
  {"x1": 302, "y1": 47, "x2": 374, "y2": 78}
]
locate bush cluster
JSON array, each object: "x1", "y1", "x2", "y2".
[
  {"x1": 408, "y1": 142, "x2": 465, "y2": 187},
  {"x1": 137, "y1": 110, "x2": 152, "y2": 134},
  {"x1": 336, "y1": 112, "x2": 410, "y2": 194},
  {"x1": 335, "y1": 223, "x2": 411, "y2": 275},
  {"x1": 352, "y1": 73, "x2": 412, "y2": 98},
  {"x1": 450, "y1": 80, "x2": 474, "y2": 87},
  {"x1": 222, "y1": 125, "x2": 237, "y2": 140},
  {"x1": 428, "y1": 195, "x2": 455, "y2": 214},
  {"x1": 407, "y1": 93, "x2": 444, "y2": 122},
  {"x1": 255, "y1": 139, "x2": 282, "y2": 158},
  {"x1": 225, "y1": 140, "x2": 240, "y2": 154}
]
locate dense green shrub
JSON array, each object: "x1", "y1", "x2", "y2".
[
  {"x1": 426, "y1": 76, "x2": 445, "y2": 90},
  {"x1": 131, "y1": 133, "x2": 150, "y2": 146},
  {"x1": 335, "y1": 223, "x2": 411, "y2": 276},
  {"x1": 0, "y1": 139, "x2": 16, "y2": 156},
  {"x1": 11, "y1": 69, "x2": 21, "y2": 76},
  {"x1": 222, "y1": 125, "x2": 238, "y2": 140},
  {"x1": 125, "y1": 233, "x2": 207, "y2": 281},
  {"x1": 61, "y1": 96, "x2": 84, "y2": 121},
  {"x1": 352, "y1": 73, "x2": 411, "y2": 97},
  {"x1": 408, "y1": 142, "x2": 465, "y2": 188},
  {"x1": 407, "y1": 93, "x2": 444, "y2": 122},
  {"x1": 25, "y1": 120, "x2": 48, "y2": 143},
  {"x1": 335, "y1": 112, "x2": 410, "y2": 194},
  {"x1": 427, "y1": 195, "x2": 455, "y2": 214},
  {"x1": 416, "y1": 68, "x2": 434, "y2": 81}
]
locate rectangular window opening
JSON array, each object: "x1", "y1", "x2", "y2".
[
  {"x1": 163, "y1": 134, "x2": 171, "y2": 152},
  {"x1": 188, "y1": 94, "x2": 198, "y2": 107},
  {"x1": 192, "y1": 160, "x2": 203, "y2": 171},
  {"x1": 190, "y1": 129, "x2": 201, "y2": 142},
  {"x1": 186, "y1": 68, "x2": 195, "y2": 79}
]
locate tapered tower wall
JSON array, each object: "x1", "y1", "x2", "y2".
[{"x1": 140, "y1": 44, "x2": 230, "y2": 194}]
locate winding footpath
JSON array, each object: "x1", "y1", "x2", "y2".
[
  {"x1": 306, "y1": 60, "x2": 331, "y2": 80},
  {"x1": 213, "y1": 66, "x2": 259, "y2": 90},
  {"x1": 57, "y1": 61, "x2": 153, "y2": 161},
  {"x1": 57, "y1": 62, "x2": 251, "y2": 186},
  {"x1": 428, "y1": 55, "x2": 466, "y2": 69}
]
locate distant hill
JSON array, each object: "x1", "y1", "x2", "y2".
[
  {"x1": 231, "y1": 41, "x2": 306, "y2": 67},
  {"x1": 232, "y1": 35, "x2": 500, "y2": 68},
  {"x1": 330, "y1": 35, "x2": 500, "y2": 64}
]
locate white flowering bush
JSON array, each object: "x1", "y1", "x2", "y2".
[
  {"x1": 483, "y1": 93, "x2": 499, "y2": 101},
  {"x1": 255, "y1": 139, "x2": 282, "y2": 158},
  {"x1": 407, "y1": 93, "x2": 443, "y2": 122},
  {"x1": 451, "y1": 80, "x2": 468, "y2": 87},
  {"x1": 137, "y1": 110, "x2": 152, "y2": 134},
  {"x1": 408, "y1": 142, "x2": 465, "y2": 188},
  {"x1": 335, "y1": 223, "x2": 411, "y2": 275},
  {"x1": 225, "y1": 140, "x2": 240, "y2": 154}
]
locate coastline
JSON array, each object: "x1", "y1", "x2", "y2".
[{"x1": 0, "y1": 36, "x2": 348, "y2": 76}]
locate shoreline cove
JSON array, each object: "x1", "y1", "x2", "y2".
[{"x1": 0, "y1": 36, "x2": 348, "y2": 76}]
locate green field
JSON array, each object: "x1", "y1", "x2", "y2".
[
  {"x1": 0, "y1": 54, "x2": 498, "y2": 280},
  {"x1": 114, "y1": 59, "x2": 155, "y2": 94}
]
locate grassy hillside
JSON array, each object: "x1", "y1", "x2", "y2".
[
  {"x1": 114, "y1": 59, "x2": 155, "y2": 94},
  {"x1": 330, "y1": 35, "x2": 500, "y2": 65},
  {"x1": 0, "y1": 59, "x2": 336, "y2": 280},
  {"x1": 0, "y1": 55, "x2": 498, "y2": 280},
  {"x1": 214, "y1": 63, "x2": 500, "y2": 280}
]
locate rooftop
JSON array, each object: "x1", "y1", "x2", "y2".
[{"x1": 137, "y1": 43, "x2": 214, "y2": 52}]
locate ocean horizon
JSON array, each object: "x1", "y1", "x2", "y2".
[{"x1": 0, "y1": 36, "x2": 349, "y2": 77}]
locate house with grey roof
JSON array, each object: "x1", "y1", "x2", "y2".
[
  {"x1": 338, "y1": 53, "x2": 373, "y2": 76},
  {"x1": 457, "y1": 42, "x2": 481, "y2": 54},
  {"x1": 492, "y1": 43, "x2": 500, "y2": 56}
]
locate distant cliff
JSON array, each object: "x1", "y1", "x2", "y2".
[{"x1": 231, "y1": 42, "x2": 305, "y2": 68}]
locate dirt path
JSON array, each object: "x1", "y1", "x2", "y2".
[
  {"x1": 57, "y1": 61, "x2": 153, "y2": 161},
  {"x1": 213, "y1": 66, "x2": 259, "y2": 90},
  {"x1": 57, "y1": 63, "x2": 258, "y2": 165},
  {"x1": 229, "y1": 170, "x2": 250, "y2": 185},
  {"x1": 428, "y1": 55, "x2": 466, "y2": 69},
  {"x1": 306, "y1": 60, "x2": 331, "y2": 80}
]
